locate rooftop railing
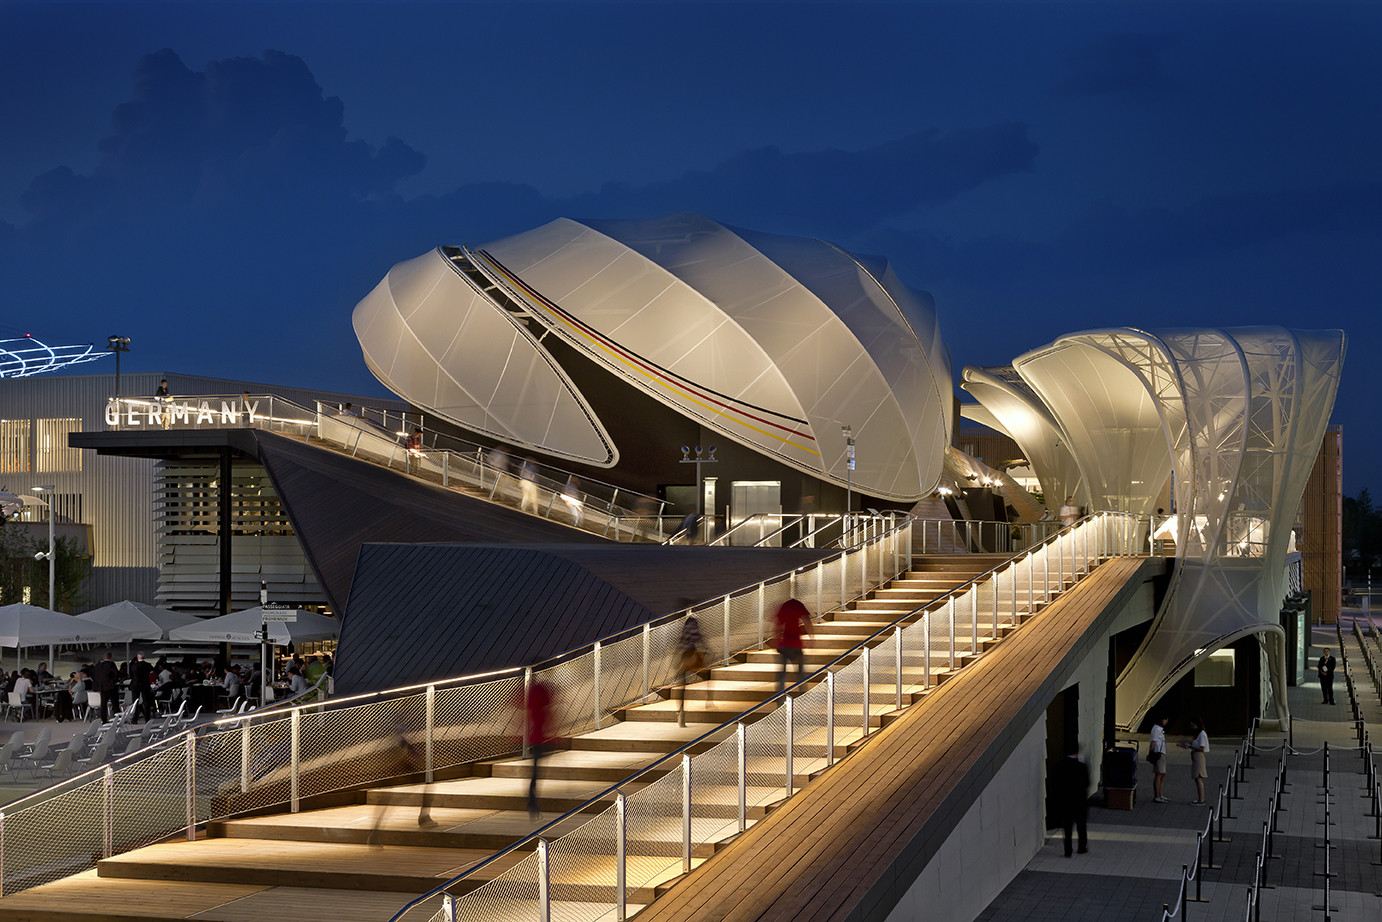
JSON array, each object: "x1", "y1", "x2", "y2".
[
  {"x1": 103, "y1": 394, "x2": 673, "y2": 543},
  {"x1": 389, "y1": 511, "x2": 1141, "y2": 922},
  {"x1": 0, "y1": 514, "x2": 913, "y2": 898}
]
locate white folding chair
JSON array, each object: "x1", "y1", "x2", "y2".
[{"x1": 6, "y1": 691, "x2": 32, "y2": 723}]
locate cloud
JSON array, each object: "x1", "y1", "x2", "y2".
[
  {"x1": 19, "y1": 49, "x2": 425, "y2": 226},
  {"x1": 1058, "y1": 33, "x2": 1180, "y2": 97},
  {"x1": 560, "y1": 124, "x2": 1039, "y2": 231}
]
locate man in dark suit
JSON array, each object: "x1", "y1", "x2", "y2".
[
  {"x1": 1053, "y1": 745, "x2": 1091, "y2": 856},
  {"x1": 130, "y1": 652, "x2": 155, "y2": 722},
  {"x1": 90, "y1": 651, "x2": 119, "y2": 722},
  {"x1": 1318, "y1": 648, "x2": 1337, "y2": 704}
]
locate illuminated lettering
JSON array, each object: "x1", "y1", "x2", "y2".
[
  {"x1": 220, "y1": 401, "x2": 239, "y2": 424},
  {"x1": 196, "y1": 401, "x2": 214, "y2": 424}
]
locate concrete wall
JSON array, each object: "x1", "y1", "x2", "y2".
[
  {"x1": 884, "y1": 720, "x2": 1047, "y2": 922},
  {"x1": 882, "y1": 573, "x2": 1158, "y2": 922}
]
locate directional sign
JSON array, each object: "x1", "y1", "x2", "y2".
[{"x1": 262, "y1": 603, "x2": 297, "y2": 623}]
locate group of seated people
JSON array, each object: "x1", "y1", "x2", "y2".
[
  {"x1": 2, "y1": 663, "x2": 88, "y2": 721},
  {"x1": 2, "y1": 651, "x2": 335, "y2": 723}
]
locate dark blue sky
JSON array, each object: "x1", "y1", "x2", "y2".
[{"x1": 3, "y1": 1, "x2": 1377, "y2": 493}]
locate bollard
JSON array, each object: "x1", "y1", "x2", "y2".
[
  {"x1": 1194, "y1": 840, "x2": 1203, "y2": 900},
  {"x1": 1323, "y1": 741, "x2": 1329, "y2": 789},
  {"x1": 1265, "y1": 819, "x2": 1274, "y2": 859},
  {"x1": 1180, "y1": 865, "x2": 1188, "y2": 920}
]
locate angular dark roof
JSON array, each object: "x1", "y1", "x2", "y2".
[
  {"x1": 253, "y1": 432, "x2": 607, "y2": 612},
  {"x1": 334, "y1": 543, "x2": 830, "y2": 694}
]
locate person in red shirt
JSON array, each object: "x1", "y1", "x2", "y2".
[
  {"x1": 774, "y1": 598, "x2": 813, "y2": 692},
  {"x1": 521, "y1": 679, "x2": 554, "y2": 818}
]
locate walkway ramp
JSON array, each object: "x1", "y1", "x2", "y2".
[
  {"x1": 0, "y1": 555, "x2": 1013, "y2": 922},
  {"x1": 635, "y1": 557, "x2": 1162, "y2": 922}
]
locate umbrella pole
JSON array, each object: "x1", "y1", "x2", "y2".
[{"x1": 49, "y1": 643, "x2": 54, "y2": 674}]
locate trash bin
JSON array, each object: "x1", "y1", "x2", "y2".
[{"x1": 1102, "y1": 744, "x2": 1138, "y2": 809}]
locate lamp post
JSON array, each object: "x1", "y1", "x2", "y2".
[
  {"x1": 106, "y1": 335, "x2": 131, "y2": 398},
  {"x1": 31, "y1": 485, "x2": 56, "y2": 611},
  {"x1": 841, "y1": 425, "x2": 855, "y2": 524},
  {"x1": 679, "y1": 445, "x2": 717, "y2": 543}
]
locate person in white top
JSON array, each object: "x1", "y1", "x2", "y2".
[
  {"x1": 1149, "y1": 715, "x2": 1169, "y2": 803},
  {"x1": 1179, "y1": 717, "x2": 1209, "y2": 804},
  {"x1": 1059, "y1": 496, "x2": 1079, "y2": 527}
]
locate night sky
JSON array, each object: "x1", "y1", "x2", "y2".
[{"x1": 3, "y1": 1, "x2": 1377, "y2": 493}]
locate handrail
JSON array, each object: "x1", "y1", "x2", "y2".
[
  {"x1": 103, "y1": 393, "x2": 671, "y2": 542},
  {"x1": 387, "y1": 512, "x2": 1138, "y2": 922},
  {"x1": 0, "y1": 513, "x2": 914, "y2": 898}
]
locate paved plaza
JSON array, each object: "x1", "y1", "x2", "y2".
[{"x1": 978, "y1": 616, "x2": 1382, "y2": 921}]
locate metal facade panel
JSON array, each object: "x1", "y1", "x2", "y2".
[{"x1": 334, "y1": 542, "x2": 830, "y2": 694}]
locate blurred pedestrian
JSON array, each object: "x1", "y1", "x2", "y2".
[
  {"x1": 1052, "y1": 744, "x2": 1089, "y2": 856},
  {"x1": 521, "y1": 678, "x2": 554, "y2": 819},
  {"x1": 561, "y1": 475, "x2": 584, "y2": 526},
  {"x1": 676, "y1": 615, "x2": 708, "y2": 727},
  {"x1": 520, "y1": 458, "x2": 540, "y2": 513},
  {"x1": 773, "y1": 598, "x2": 813, "y2": 693}
]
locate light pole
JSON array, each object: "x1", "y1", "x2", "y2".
[
  {"x1": 841, "y1": 425, "x2": 855, "y2": 521},
  {"x1": 679, "y1": 445, "x2": 717, "y2": 543},
  {"x1": 106, "y1": 335, "x2": 131, "y2": 398},
  {"x1": 31, "y1": 485, "x2": 56, "y2": 611}
]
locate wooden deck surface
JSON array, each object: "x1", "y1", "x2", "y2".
[{"x1": 633, "y1": 557, "x2": 1161, "y2": 922}]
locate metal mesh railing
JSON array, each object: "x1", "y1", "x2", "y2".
[
  {"x1": 0, "y1": 516, "x2": 912, "y2": 898},
  {"x1": 396, "y1": 512, "x2": 1138, "y2": 922}
]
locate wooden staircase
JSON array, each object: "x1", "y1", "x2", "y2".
[{"x1": 0, "y1": 554, "x2": 1045, "y2": 922}]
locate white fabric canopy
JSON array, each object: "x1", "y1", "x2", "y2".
[
  {"x1": 169, "y1": 607, "x2": 340, "y2": 644},
  {"x1": 78, "y1": 600, "x2": 200, "y2": 641},
  {"x1": 0, "y1": 603, "x2": 135, "y2": 647}
]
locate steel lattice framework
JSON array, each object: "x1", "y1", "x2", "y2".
[
  {"x1": 0, "y1": 337, "x2": 106, "y2": 378},
  {"x1": 965, "y1": 327, "x2": 1345, "y2": 729}
]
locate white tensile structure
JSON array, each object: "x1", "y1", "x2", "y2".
[
  {"x1": 964, "y1": 328, "x2": 1345, "y2": 728},
  {"x1": 353, "y1": 213, "x2": 953, "y2": 501}
]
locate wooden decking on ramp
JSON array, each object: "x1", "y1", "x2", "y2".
[{"x1": 634, "y1": 556, "x2": 1164, "y2": 922}]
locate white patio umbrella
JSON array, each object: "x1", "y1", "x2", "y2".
[
  {"x1": 168, "y1": 606, "x2": 340, "y2": 644},
  {"x1": 0, "y1": 602, "x2": 135, "y2": 670},
  {"x1": 77, "y1": 600, "x2": 202, "y2": 661}
]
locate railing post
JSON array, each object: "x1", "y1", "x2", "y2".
[
  {"x1": 894, "y1": 626, "x2": 903, "y2": 711},
  {"x1": 522, "y1": 667, "x2": 532, "y2": 759},
  {"x1": 862, "y1": 646, "x2": 871, "y2": 738},
  {"x1": 948, "y1": 596, "x2": 957, "y2": 669},
  {"x1": 723, "y1": 596, "x2": 731, "y2": 666},
  {"x1": 642, "y1": 624, "x2": 651, "y2": 703},
  {"x1": 538, "y1": 837, "x2": 551, "y2": 922},
  {"x1": 737, "y1": 722, "x2": 747, "y2": 831},
  {"x1": 759, "y1": 584, "x2": 767, "y2": 649},
  {"x1": 970, "y1": 588, "x2": 978, "y2": 655},
  {"x1": 442, "y1": 451, "x2": 449, "y2": 487},
  {"x1": 1058, "y1": 536, "x2": 1064, "y2": 591},
  {"x1": 923, "y1": 611, "x2": 932, "y2": 689},
  {"x1": 785, "y1": 694, "x2": 795, "y2": 796},
  {"x1": 682, "y1": 754, "x2": 693, "y2": 874},
  {"x1": 616, "y1": 793, "x2": 628, "y2": 922},
  {"x1": 0, "y1": 812, "x2": 5, "y2": 898},
  {"x1": 1043, "y1": 544, "x2": 1050, "y2": 602},
  {"x1": 593, "y1": 641, "x2": 603, "y2": 730},
  {"x1": 185, "y1": 733, "x2": 196, "y2": 841},
  {"x1": 241, "y1": 721, "x2": 251, "y2": 794},
  {"x1": 290, "y1": 708, "x2": 301, "y2": 813},
  {"x1": 103, "y1": 766, "x2": 114, "y2": 858},
  {"x1": 815, "y1": 563, "x2": 823, "y2": 624},
  {"x1": 826, "y1": 673, "x2": 835, "y2": 767},
  {"x1": 425, "y1": 684, "x2": 436, "y2": 783}
]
